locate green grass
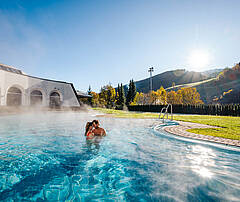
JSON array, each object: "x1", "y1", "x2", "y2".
[
  {"x1": 93, "y1": 108, "x2": 160, "y2": 119},
  {"x1": 93, "y1": 108, "x2": 240, "y2": 140},
  {"x1": 173, "y1": 115, "x2": 240, "y2": 141}
]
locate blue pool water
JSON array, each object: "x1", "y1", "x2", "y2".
[{"x1": 0, "y1": 112, "x2": 240, "y2": 201}]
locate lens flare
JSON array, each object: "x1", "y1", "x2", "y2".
[{"x1": 188, "y1": 50, "x2": 210, "y2": 71}]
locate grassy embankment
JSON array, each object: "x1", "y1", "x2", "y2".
[{"x1": 93, "y1": 108, "x2": 240, "y2": 140}]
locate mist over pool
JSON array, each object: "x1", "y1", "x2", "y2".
[{"x1": 0, "y1": 112, "x2": 239, "y2": 201}]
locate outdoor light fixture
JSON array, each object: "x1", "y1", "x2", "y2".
[{"x1": 148, "y1": 67, "x2": 154, "y2": 92}]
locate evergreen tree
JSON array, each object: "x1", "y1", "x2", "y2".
[
  {"x1": 126, "y1": 80, "x2": 132, "y2": 105},
  {"x1": 87, "y1": 85, "x2": 92, "y2": 105},
  {"x1": 115, "y1": 84, "x2": 121, "y2": 106},
  {"x1": 117, "y1": 84, "x2": 120, "y2": 96},
  {"x1": 116, "y1": 83, "x2": 126, "y2": 109},
  {"x1": 126, "y1": 79, "x2": 137, "y2": 105},
  {"x1": 87, "y1": 85, "x2": 92, "y2": 94},
  {"x1": 120, "y1": 83, "x2": 126, "y2": 106},
  {"x1": 131, "y1": 79, "x2": 137, "y2": 102}
]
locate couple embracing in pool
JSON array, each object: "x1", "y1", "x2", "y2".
[{"x1": 85, "y1": 120, "x2": 106, "y2": 140}]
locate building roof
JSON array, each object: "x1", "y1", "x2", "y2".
[
  {"x1": 0, "y1": 64, "x2": 23, "y2": 75},
  {"x1": 77, "y1": 90, "x2": 92, "y2": 98},
  {"x1": 0, "y1": 63, "x2": 82, "y2": 105},
  {"x1": 0, "y1": 63, "x2": 69, "y2": 84}
]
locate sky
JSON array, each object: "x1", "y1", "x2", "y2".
[{"x1": 0, "y1": 0, "x2": 240, "y2": 92}]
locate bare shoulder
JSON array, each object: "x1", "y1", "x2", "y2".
[{"x1": 100, "y1": 127, "x2": 106, "y2": 136}]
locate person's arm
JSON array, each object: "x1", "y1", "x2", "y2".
[
  {"x1": 90, "y1": 132, "x2": 95, "y2": 138},
  {"x1": 101, "y1": 128, "x2": 106, "y2": 136}
]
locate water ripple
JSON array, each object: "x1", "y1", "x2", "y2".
[{"x1": 0, "y1": 113, "x2": 239, "y2": 201}]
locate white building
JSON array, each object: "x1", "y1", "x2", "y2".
[{"x1": 0, "y1": 63, "x2": 81, "y2": 108}]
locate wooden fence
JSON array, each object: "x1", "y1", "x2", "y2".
[{"x1": 127, "y1": 104, "x2": 240, "y2": 116}]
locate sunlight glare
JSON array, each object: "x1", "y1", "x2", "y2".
[
  {"x1": 188, "y1": 50, "x2": 210, "y2": 71},
  {"x1": 187, "y1": 145, "x2": 215, "y2": 178}
]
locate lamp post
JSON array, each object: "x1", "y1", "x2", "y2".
[{"x1": 148, "y1": 67, "x2": 154, "y2": 92}]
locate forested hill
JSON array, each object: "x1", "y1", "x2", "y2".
[
  {"x1": 132, "y1": 69, "x2": 214, "y2": 93},
  {"x1": 167, "y1": 64, "x2": 240, "y2": 104}
]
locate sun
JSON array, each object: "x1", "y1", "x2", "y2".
[{"x1": 187, "y1": 50, "x2": 210, "y2": 71}]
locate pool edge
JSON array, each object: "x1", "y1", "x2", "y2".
[{"x1": 154, "y1": 120, "x2": 240, "y2": 148}]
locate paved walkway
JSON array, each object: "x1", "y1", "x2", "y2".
[{"x1": 162, "y1": 121, "x2": 240, "y2": 147}]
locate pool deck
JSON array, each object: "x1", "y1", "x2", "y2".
[{"x1": 162, "y1": 121, "x2": 240, "y2": 147}]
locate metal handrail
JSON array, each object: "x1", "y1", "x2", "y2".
[
  {"x1": 158, "y1": 107, "x2": 166, "y2": 119},
  {"x1": 159, "y1": 103, "x2": 173, "y2": 123}
]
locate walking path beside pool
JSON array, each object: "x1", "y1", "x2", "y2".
[{"x1": 162, "y1": 121, "x2": 240, "y2": 147}]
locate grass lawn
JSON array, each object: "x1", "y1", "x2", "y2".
[{"x1": 93, "y1": 108, "x2": 240, "y2": 140}]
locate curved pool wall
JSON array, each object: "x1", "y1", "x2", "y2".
[
  {"x1": 0, "y1": 112, "x2": 240, "y2": 201},
  {"x1": 154, "y1": 120, "x2": 240, "y2": 152}
]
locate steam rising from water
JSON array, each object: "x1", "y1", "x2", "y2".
[{"x1": 0, "y1": 112, "x2": 240, "y2": 201}]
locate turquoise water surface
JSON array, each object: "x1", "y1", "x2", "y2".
[{"x1": 0, "y1": 112, "x2": 239, "y2": 201}]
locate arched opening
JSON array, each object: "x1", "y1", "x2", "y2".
[
  {"x1": 49, "y1": 92, "x2": 61, "y2": 108},
  {"x1": 30, "y1": 90, "x2": 43, "y2": 105},
  {"x1": 7, "y1": 87, "x2": 22, "y2": 106}
]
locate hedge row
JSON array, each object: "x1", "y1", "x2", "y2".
[{"x1": 127, "y1": 104, "x2": 240, "y2": 116}]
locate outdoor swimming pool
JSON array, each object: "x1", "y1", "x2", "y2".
[{"x1": 0, "y1": 112, "x2": 239, "y2": 201}]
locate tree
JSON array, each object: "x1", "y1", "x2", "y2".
[
  {"x1": 176, "y1": 90, "x2": 183, "y2": 104},
  {"x1": 104, "y1": 84, "x2": 116, "y2": 108},
  {"x1": 87, "y1": 85, "x2": 91, "y2": 94},
  {"x1": 115, "y1": 83, "x2": 126, "y2": 109},
  {"x1": 87, "y1": 85, "x2": 93, "y2": 105},
  {"x1": 115, "y1": 84, "x2": 121, "y2": 106},
  {"x1": 99, "y1": 87, "x2": 107, "y2": 107},
  {"x1": 167, "y1": 90, "x2": 177, "y2": 104},
  {"x1": 142, "y1": 93, "x2": 150, "y2": 105},
  {"x1": 131, "y1": 92, "x2": 139, "y2": 105},
  {"x1": 131, "y1": 92, "x2": 145, "y2": 105},
  {"x1": 166, "y1": 90, "x2": 183, "y2": 104},
  {"x1": 148, "y1": 86, "x2": 167, "y2": 105},
  {"x1": 177, "y1": 87, "x2": 203, "y2": 104},
  {"x1": 150, "y1": 90, "x2": 158, "y2": 104},
  {"x1": 119, "y1": 83, "x2": 126, "y2": 107},
  {"x1": 156, "y1": 86, "x2": 167, "y2": 104},
  {"x1": 132, "y1": 79, "x2": 137, "y2": 101},
  {"x1": 126, "y1": 80, "x2": 132, "y2": 105},
  {"x1": 126, "y1": 79, "x2": 137, "y2": 105},
  {"x1": 90, "y1": 91, "x2": 99, "y2": 107}
]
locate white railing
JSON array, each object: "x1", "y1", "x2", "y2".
[{"x1": 159, "y1": 103, "x2": 173, "y2": 123}]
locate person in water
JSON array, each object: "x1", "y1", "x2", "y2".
[
  {"x1": 92, "y1": 120, "x2": 106, "y2": 137},
  {"x1": 85, "y1": 122, "x2": 95, "y2": 140}
]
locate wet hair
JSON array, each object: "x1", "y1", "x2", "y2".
[
  {"x1": 85, "y1": 122, "x2": 93, "y2": 136},
  {"x1": 92, "y1": 120, "x2": 99, "y2": 125}
]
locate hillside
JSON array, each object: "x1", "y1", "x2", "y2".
[
  {"x1": 202, "y1": 68, "x2": 223, "y2": 78},
  {"x1": 167, "y1": 64, "x2": 240, "y2": 104},
  {"x1": 132, "y1": 69, "x2": 211, "y2": 93},
  {"x1": 165, "y1": 78, "x2": 215, "y2": 90}
]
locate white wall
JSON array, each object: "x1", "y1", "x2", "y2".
[
  {"x1": 0, "y1": 70, "x2": 80, "y2": 107},
  {"x1": 0, "y1": 70, "x2": 4, "y2": 105}
]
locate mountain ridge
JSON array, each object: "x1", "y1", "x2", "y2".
[
  {"x1": 124, "y1": 68, "x2": 221, "y2": 93},
  {"x1": 166, "y1": 65, "x2": 240, "y2": 104}
]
